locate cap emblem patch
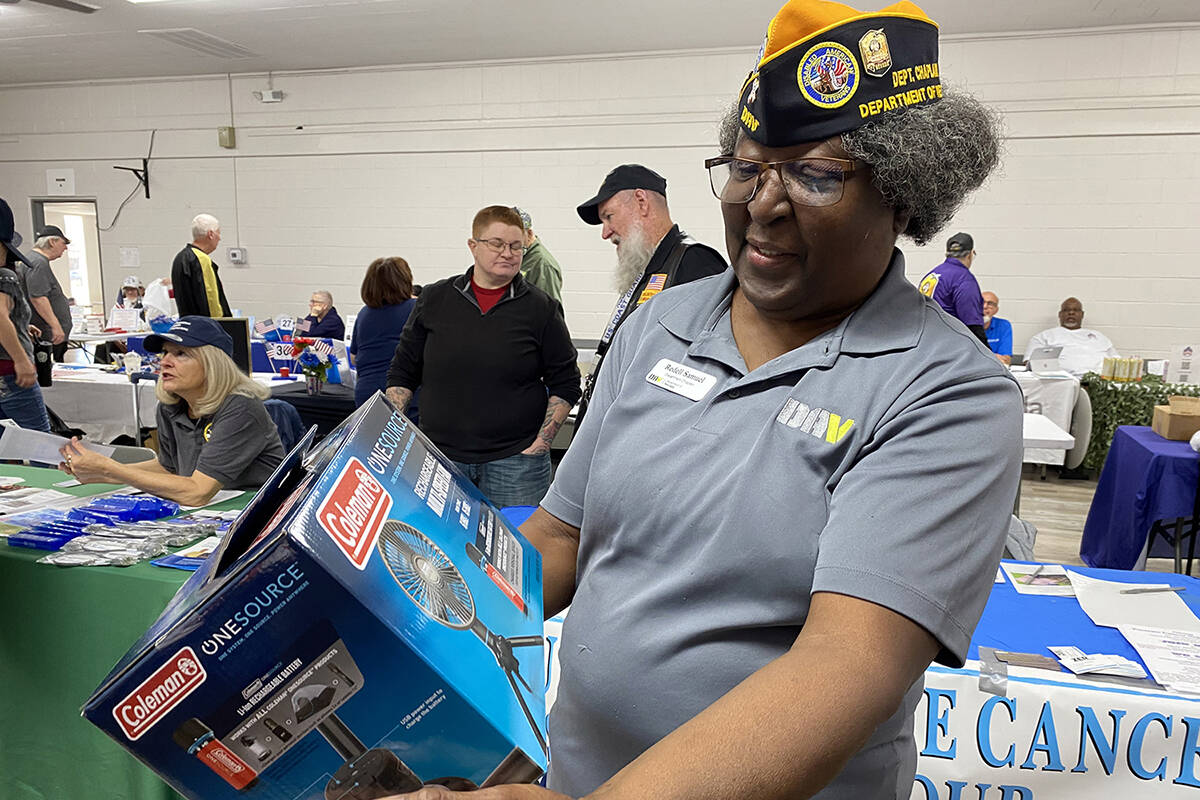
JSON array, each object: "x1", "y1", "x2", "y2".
[
  {"x1": 798, "y1": 42, "x2": 859, "y2": 109},
  {"x1": 858, "y1": 29, "x2": 892, "y2": 77}
]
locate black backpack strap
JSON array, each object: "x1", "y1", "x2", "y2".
[{"x1": 579, "y1": 236, "x2": 708, "y2": 426}]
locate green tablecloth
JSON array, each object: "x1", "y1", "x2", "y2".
[{"x1": 0, "y1": 466, "x2": 248, "y2": 800}]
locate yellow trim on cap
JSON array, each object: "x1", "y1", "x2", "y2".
[{"x1": 758, "y1": 11, "x2": 938, "y2": 71}]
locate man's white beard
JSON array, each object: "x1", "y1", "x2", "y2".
[{"x1": 613, "y1": 224, "x2": 654, "y2": 294}]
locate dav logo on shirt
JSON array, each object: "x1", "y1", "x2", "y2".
[
  {"x1": 113, "y1": 646, "x2": 206, "y2": 740},
  {"x1": 777, "y1": 398, "x2": 855, "y2": 444},
  {"x1": 318, "y1": 457, "x2": 393, "y2": 569}
]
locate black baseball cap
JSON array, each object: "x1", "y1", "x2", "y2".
[
  {"x1": 144, "y1": 316, "x2": 234, "y2": 357},
  {"x1": 35, "y1": 224, "x2": 70, "y2": 245},
  {"x1": 946, "y1": 232, "x2": 974, "y2": 255},
  {"x1": 576, "y1": 164, "x2": 668, "y2": 225},
  {"x1": 0, "y1": 198, "x2": 33, "y2": 267}
]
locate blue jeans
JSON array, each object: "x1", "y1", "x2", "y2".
[
  {"x1": 452, "y1": 451, "x2": 551, "y2": 509},
  {"x1": 0, "y1": 375, "x2": 50, "y2": 432}
]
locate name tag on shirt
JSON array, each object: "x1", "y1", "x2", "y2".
[{"x1": 645, "y1": 358, "x2": 717, "y2": 401}]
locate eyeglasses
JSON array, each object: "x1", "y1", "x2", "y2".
[
  {"x1": 473, "y1": 238, "x2": 525, "y2": 255},
  {"x1": 704, "y1": 155, "x2": 858, "y2": 207}
]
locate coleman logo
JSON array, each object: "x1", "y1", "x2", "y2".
[
  {"x1": 776, "y1": 398, "x2": 855, "y2": 444},
  {"x1": 113, "y1": 646, "x2": 206, "y2": 740},
  {"x1": 209, "y1": 746, "x2": 246, "y2": 772},
  {"x1": 318, "y1": 457, "x2": 392, "y2": 569}
]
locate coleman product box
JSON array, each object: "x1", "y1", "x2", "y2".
[
  {"x1": 84, "y1": 394, "x2": 547, "y2": 799},
  {"x1": 1152, "y1": 395, "x2": 1200, "y2": 442}
]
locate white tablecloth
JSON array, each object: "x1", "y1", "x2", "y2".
[
  {"x1": 41, "y1": 367, "x2": 157, "y2": 443},
  {"x1": 1013, "y1": 370, "x2": 1079, "y2": 464}
]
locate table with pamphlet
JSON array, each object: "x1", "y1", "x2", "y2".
[
  {"x1": 913, "y1": 562, "x2": 1200, "y2": 799},
  {"x1": 0, "y1": 466, "x2": 247, "y2": 800},
  {"x1": 541, "y1": 555, "x2": 1200, "y2": 800}
]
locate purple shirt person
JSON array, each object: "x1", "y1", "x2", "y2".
[{"x1": 918, "y1": 232, "x2": 988, "y2": 346}]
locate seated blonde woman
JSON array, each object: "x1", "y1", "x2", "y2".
[{"x1": 59, "y1": 317, "x2": 285, "y2": 506}]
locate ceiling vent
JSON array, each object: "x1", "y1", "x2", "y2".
[{"x1": 138, "y1": 28, "x2": 257, "y2": 59}]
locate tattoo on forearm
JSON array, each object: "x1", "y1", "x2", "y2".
[
  {"x1": 536, "y1": 396, "x2": 572, "y2": 449},
  {"x1": 385, "y1": 386, "x2": 413, "y2": 412}
]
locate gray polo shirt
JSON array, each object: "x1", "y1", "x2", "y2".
[
  {"x1": 156, "y1": 393, "x2": 285, "y2": 489},
  {"x1": 20, "y1": 250, "x2": 72, "y2": 338},
  {"x1": 541, "y1": 251, "x2": 1022, "y2": 799}
]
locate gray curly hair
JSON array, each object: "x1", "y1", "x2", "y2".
[{"x1": 717, "y1": 86, "x2": 1002, "y2": 245}]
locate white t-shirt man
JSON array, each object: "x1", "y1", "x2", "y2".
[{"x1": 1024, "y1": 327, "x2": 1118, "y2": 377}]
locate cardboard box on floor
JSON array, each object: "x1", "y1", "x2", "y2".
[
  {"x1": 84, "y1": 394, "x2": 547, "y2": 800},
  {"x1": 1152, "y1": 395, "x2": 1200, "y2": 441}
]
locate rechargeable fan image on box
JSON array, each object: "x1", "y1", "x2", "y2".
[{"x1": 377, "y1": 520, "x2": 548, "y2": 757}]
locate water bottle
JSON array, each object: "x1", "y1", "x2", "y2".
[{"x1": 34, "y1": 339, "x2": 53, "y2": 387}]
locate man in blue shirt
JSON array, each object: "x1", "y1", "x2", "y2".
[
  {"x1": 982, "y1": 291, "x2": 1013, "y2": 365},
  {"x1": 918, "y1": 232, "x2": 987, "y2": 346}
]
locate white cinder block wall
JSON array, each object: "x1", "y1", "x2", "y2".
[{"x1": 1, "y1": 25, "x2": 1198, "y2": 360}]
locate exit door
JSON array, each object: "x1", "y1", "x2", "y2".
[{"x1": 30, "y1": 200, "x2": 106, "y2": 314}]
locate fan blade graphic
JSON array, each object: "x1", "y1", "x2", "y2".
[
  {"x1": 376, "y1": 521, "x2": 547, "y2": 755},
  {"x1": 379, "y1": 522, "x2": 476, "y2": 629}
]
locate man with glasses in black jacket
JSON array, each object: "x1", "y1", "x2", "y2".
[{"x1": 386, "y1": 205, "x2": 580, "y2": 508}]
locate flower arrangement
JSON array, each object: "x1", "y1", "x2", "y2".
[{"x1": 291, "y1": 338, "x2": 341, "y2": 393}]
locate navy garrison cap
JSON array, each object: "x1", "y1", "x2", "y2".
[{"x1": 738, "y1": 0, "x2": 943, "y2": 146}]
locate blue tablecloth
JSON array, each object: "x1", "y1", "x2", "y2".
[
  {"x1": 976, "y1": 561, "x2": 1200, "y2": 663},
  {"x1": 127, "y1": 336, "x2": 274, "y2": 373},
  {"x1": 500, "y1": 506, "x2": 538, "y2": 528},
  {"x1": 1080, "y1": 425, "x2": 1200, "y2": 570}
]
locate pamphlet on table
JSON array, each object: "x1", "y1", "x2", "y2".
[
  {"x1": 1117, "y1": 625, "x2": 1200, "y2": 695},
  {"x1": 1067, "y1": 570, "x2": 1200, "y2": 634},
  {"x1": 1001, "y1": 562, "x2": 1074, "y2": 596},
  {"x1": 1047, "y1": 644, "x2": 1147, "y2": 678},
  {"x1": 0, "y1": 426, "x2": 114, "y2": 465}
]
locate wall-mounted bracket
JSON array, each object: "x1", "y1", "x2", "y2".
[{"x1": 113, "y1": 159, "x2": 150, "y2": 199}]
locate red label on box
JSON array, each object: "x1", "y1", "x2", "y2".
[
  {"x1": 113, "y1": 646, "x2": 207, "y2": 740},
  {"x1": 318, "y1": 456, "x2": 393, "y2": 569},
  {"x1": 485, "y1": 563, "x2": 526, "y2": 614},
  {"x1": 199, "y1": 739, "x2": 258, "y2": 789}
]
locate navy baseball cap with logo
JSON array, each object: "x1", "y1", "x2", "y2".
[
  {"x1": 576, "y1": 164, "x2": 669, "y2": 225},
  {"x1": 0, "y1": 198, "x2": 33, "y2": 267},
  {"x1": 737, "y1": 0, "x2": 942, "y2": 147},
  {"x1": 144, "y1": 316, "x2": 234, "y2": 357}
]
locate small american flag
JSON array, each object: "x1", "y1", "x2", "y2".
[
  {"x1": 309, "y1": 339, "x2": 334, "y2": 356},
  {"x1": 253, "y1": 318, "x2": 276, "y2": 335}
]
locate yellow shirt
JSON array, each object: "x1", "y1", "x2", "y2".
[{"x1": 190, "y1": 246, "x2": 224, "y2": 317}]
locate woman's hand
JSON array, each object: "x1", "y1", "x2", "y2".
[
  {"x1": 380, "y1": 785, "x2": 571, "y2": 800},
  {"x1": 58, "y1": 437, "x2": 115, "y2": 484}
]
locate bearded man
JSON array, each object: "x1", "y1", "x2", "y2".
[{"x1": 575, "y1": 164, "x2": 727, "y2": 422}]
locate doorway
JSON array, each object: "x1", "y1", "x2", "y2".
[{"x1": 30, "y1": 200, "x2": 106, "y2": 314}]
